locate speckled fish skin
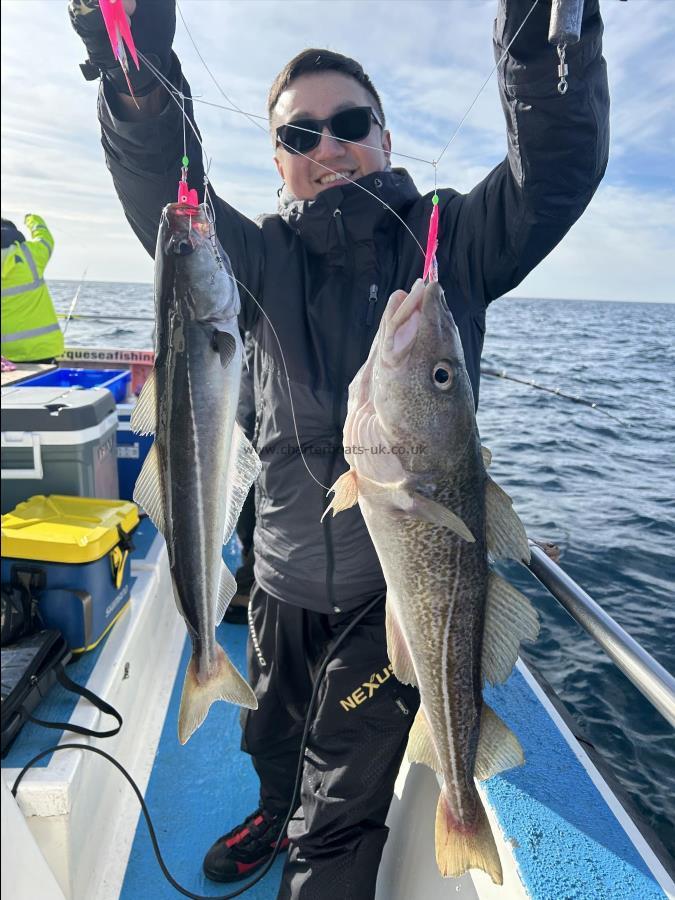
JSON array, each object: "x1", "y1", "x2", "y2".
[
  {"x1": 338, "y1": 279, "x2": 503, "y2": 880},
  {"x1": 357, "y1": 280, "x2": 486, "y2": 806}
]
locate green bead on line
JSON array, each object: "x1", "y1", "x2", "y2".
[
  {"x1": 182, "y1": 155, "x2": 189, "y2": 167},
  {"x1": 432, "y1": 193, "x2": 439, "y2": 205}
]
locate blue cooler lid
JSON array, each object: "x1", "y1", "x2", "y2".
[{"x1": 0, "y1": 387, "x2": 116, "y2": 431}]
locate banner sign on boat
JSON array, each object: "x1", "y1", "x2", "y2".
[
  {"x1": 60, "y1": 348, "x2": 155, "y2": 394},
  {"x1": 60, "y1": 348, "x2": 155, "y2": 365}
]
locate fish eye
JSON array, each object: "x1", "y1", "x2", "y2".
[{"x1": 432, "y1": 361, "x2": 454, "y2": 391}]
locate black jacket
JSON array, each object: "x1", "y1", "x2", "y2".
[{"x1": 97, "y1": 0, "x2": 609, "y2": 613}]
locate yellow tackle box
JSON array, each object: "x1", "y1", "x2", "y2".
[{"x1": 1, "y1": 496, "x2": 139, "y2": 652}]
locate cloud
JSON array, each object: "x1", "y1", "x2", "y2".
[
  {"x1": 1, "y1": 0, "x2": 673, "y2": 300},
  {"x1": 506, "y1": 183, "x2": 675, "y2": 302}
]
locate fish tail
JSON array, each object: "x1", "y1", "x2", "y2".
[
  {"x1": 178, "y1": 642, "x2": 257, "y2": 745},
  {"x1": 435, "y1": 788, "x2": 503, "y2": 885}
]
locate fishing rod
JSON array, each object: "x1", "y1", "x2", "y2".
[
  {"x1": 56, "y1": 311, "x2": 154, "y2": 323},
  {"x1": 54, "y1": 329, "x2": 624, "y2": 429},
  {"x1": 61, "y1": 267, "x2": 88, "y2": 338},
  {"x1": 480, "y1": 365, "x2": 627, "y2": 425}
]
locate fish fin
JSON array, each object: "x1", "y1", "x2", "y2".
[
  {"x1": 130, "y1": 369, "x2": 156, "y2": 436},
  {"x1": 481, "y1": 572, "x2": 539, "y2": 685},
  {"x1": 408, "y1": 493, "x2": 475, "y2": 543},
  {"x1": 474, "y1": 704, "x2": 524, "y2": 781},
  {"x1": 213, "y1": 330, "x2": 237, "y2": 368},
  {"x1": 215, "y1": 561, "x2": 237, "y2": 624},
  {"x1": 178, "y1": 642, "x2": 257, "y2": 745},
  {"x1": 407, "y1": 708, "x2": 441, "y2": 772},
  {"x1": 435, "y1": 788, "x2": 502, "y2": 884},
  {"x1": 132, "y1": 442, "x2": 166, "y2": 534},
  {"x1": 385, "y1": 602, "x2": 417, "y2": 686},
  {"x1": 322, "y1": 469, "x2": 359, "y2": 521},
  {"x1": 481, "y1": 445, "x2": 492, "y2": 468},
  {"x1": 485, "y1": 477, "x2": 530, "y2": 562},
  {"x1": 222, "y1": 423, "x2": 262, "y2": 545}
]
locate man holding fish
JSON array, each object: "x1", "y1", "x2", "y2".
[{"x1": 69, "y1": 0, "x2": 609, "y2": 895}]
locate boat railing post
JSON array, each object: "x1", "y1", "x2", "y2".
[{"x1": 525, "y1": 542, "x2": 675, "y2": 729}]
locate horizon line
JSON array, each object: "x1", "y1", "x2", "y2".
[{"x1": 47, "y1": 277, "x2": 674, "y2": 306}]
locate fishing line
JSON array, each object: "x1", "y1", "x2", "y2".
[
  {"x1": 177, "y1": 0, "x2": 267, "y2": 139},
  {"x1": 176, "y1": 0, "x2": 435, "y2": 169},
  {"x1": 138, "y1": 50, "x2": 332, "y2": 491},
  {"x1": 138, "y1": 2, "x2": 610, "y2": 487},
  {"x1": 435, "y1": 0, "x2": 541, "y2": 165},
  {"x1": 177, "y1": 0, "x2": 540, "y2": 179},
  {"x1": 10, "y1": 593, "x2": 383, "y2": 900},
  {"x1": 139, "y1": 52, "x2": 427, "y2": 259},
  {"x1": 228, "y1": 274, "x2": 332, "y2": 492},
  {"x1": 187, "y1": 96, "x2": 437, "y2": 167},
  {"x1": 144, "y1": 0, "x2": 545, "y2": 258}
]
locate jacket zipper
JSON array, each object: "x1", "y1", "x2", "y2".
[
  {"x1": 366, "y1": 283, "x2": 379, "y2": 327},
  {"x1": 323, "y1": 208, "x2": 353, "y2": 613}
]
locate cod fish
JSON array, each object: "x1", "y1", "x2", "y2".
[
  {"x1": 325, "y1": 279, "x2": 539, "y2": 884},
  {"x1": 131, "y1": 202, "x2": 260, "y2": 744}
]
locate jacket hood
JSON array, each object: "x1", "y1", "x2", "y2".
[
  {"x1": 277, "y1": 168, "x2": 421, "y2": 257},
  {"x1": 1, "y1": 221, "x2": 25, "y2": 250}
]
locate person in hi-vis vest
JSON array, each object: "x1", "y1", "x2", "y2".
[{"x1": 1, "y1": 215, "x2": 64, "y2": 363}]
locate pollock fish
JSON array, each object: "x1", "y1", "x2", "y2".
[
  {"x1": 131, "y1": 202, "x2": 259, "y2": 744},
  {"x1": 325, "y1": 279, "x2": 539, "y2": 884}
]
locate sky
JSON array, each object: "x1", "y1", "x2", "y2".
[{"x1": 1, "y1": 0, "x2": 674, "y2": 302}]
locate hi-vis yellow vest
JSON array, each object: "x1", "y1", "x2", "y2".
[{"x1": 1, "y1": 215, "x2": 64, "y2": 362}]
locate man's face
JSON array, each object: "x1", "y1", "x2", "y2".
[{"x1": 272, "y1": 72, "x2": 392, "y2": 201}]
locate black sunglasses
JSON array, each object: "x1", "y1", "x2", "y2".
[{"x1": 276, "y1": 106, "x2": 383, "y2": 155}]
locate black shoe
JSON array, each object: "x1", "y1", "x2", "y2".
[{"x1": 203, "y1": 807, "x2": 289, "y2": 883}]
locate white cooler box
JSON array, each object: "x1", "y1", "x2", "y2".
[{"x1": 1, "y1": 386, "x2": 119, "y2": 514}]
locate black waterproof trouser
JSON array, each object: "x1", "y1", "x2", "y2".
[
  {"x1": 241, "y1": 586, "x2": 420, "y2": 900},
  {"x1": 234, "y1": 486, "x2": 256, "y2": 594}
]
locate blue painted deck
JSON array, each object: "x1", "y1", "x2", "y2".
[
  {"x1": 485, "y1": 675, "x2": 666, "y2": 900},
  {"x1": 4, "y1": 511, "x2": 667, "y2": 898},
  {"x1": 119, "y1": 649, "x2": 666, "y2": 900},
  {"x1": 119, "y1": 620, "x2": 284, "y2": 899}
]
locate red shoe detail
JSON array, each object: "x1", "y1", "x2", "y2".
[
  {"x1": 232, "y1": 837, "x2": 289, "y2": 875},
  {"x1": 235, "y1": 858, "x2": 266, "y2": 875},
  {"x1": 225, "y1": 827, "x2": 250, "y2": 848}
]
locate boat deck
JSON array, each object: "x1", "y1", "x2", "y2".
[
  {"x1": 119, "y1": 620, "x2": 284, "y2": 899},
  {"x1": 2, "y1": 520, "x2": 673, "y2": 899}
]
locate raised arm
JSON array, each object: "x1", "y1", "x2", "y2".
[
  {"x1": 445, "y1": 0, "x2": 609, "y2": 306},
  {"x1": 69, "y1": 0, "x2": 263, "y2": 327},
  {"x1": 23, "y1": 214, "x2": 55, "y2": 273}
]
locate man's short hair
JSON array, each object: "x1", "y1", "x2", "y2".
[{"x1": 268, "y1": 48, "x2": 385, "y2": 127}]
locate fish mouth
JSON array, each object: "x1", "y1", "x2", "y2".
[
  {"x1": 421, "y1": 280, "x2": 452, "y2": 321},
  {"x1": 382, "y1": 279, "x2": 424, "y2": 364},
  {"x1": 162, "y1": 203, "x2": 213, "y2": 255},
  {"x1": 168, "y1": 233, "x2": 197, "y2": 256},
  {"x1": 383, "y1": 278, "x2": 453, "y2": 363}
]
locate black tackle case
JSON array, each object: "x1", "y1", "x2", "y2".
[{"x1": 1, "y1": 629, "x2": 70, "y2": 756}]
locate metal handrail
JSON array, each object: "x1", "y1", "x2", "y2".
[{"x1": 525, "y1": 543, "x2": 675, "y2": 729}]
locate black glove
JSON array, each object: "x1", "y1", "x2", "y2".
[{"x1": 69, "y1": 0, "x2": 176, "y2": 96}]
